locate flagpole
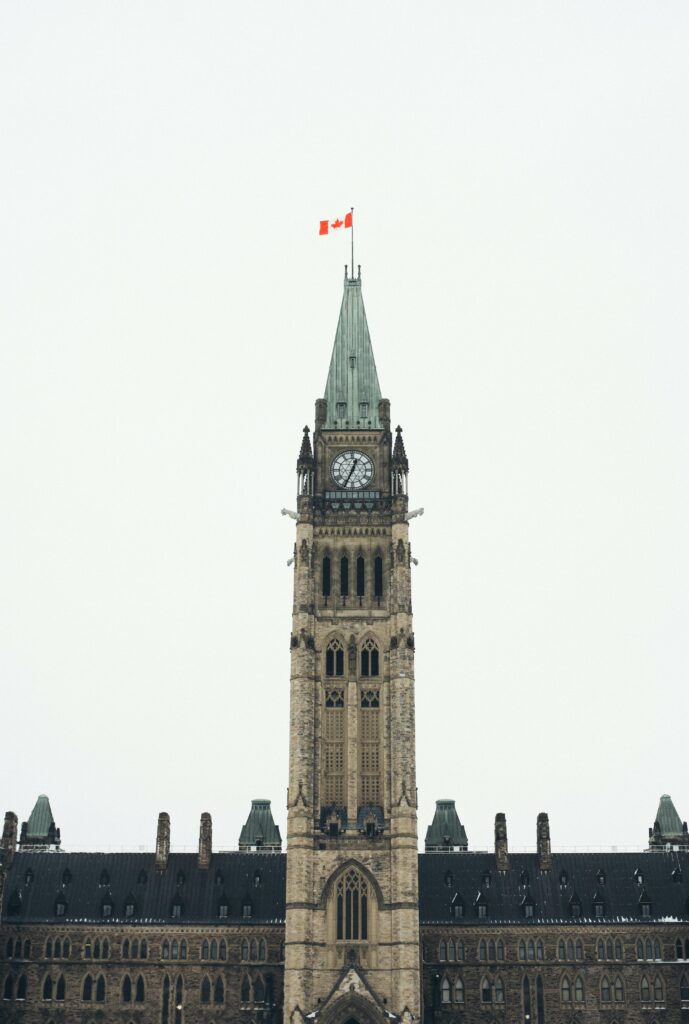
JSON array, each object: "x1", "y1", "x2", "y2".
[{"x1": 351, "y1": 207, "x2": 354, "y2": 280}]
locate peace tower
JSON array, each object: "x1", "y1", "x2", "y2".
[{"x1": 284, "y1": 268, "x2": 421, "y2": 1024}]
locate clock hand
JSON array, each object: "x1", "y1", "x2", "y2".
[{"x1": 344, "y1": 459, "x2": 358, "y2": 486}]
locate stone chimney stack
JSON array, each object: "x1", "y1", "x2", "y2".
[
  {"x1": 1, "y1": 812, "x2": 18, "y2": 870},
  {"x1": 198, "y1": 812, "x2": 212, "y2": 869},
  {"x1": 537, "y1": 812, "x2": 552, "y2": 870},
  {"x1": 494, "y1": 813, "x2": 509, "y2": 872},
  {"x1": 155, "y1": 812, "x2": 170, "y2": 871}
]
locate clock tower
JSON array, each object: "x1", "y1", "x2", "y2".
[{"x1": 284, "y1": 269, "x2": 420, "y2": 1024}]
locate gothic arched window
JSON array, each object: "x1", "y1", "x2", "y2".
[
  {"x1": 454, "y1": 978, "x2": 464, "y2": 1003},
  {"x1": 439, "y1": 940, "x2": 446, "y2": 961},
  {"x1": 135, "y1": 975, "x2": 145, "y2": 1002},
  {"x1": 43, "y1": 976, "x2": 52, "y2": 1001},
  {"x1": 574, "y1": 975, "x2": 584, "y2": 1002},
  {"x1": 640, "y1": 975, "x2": 651, "y2": 1001},
  {"x1": 340, "y1": 556, "x2": 349, "y2": 597},
  {"x1": 561, "y1": 975, "x2": 571, "y2": 1002},
  {"x1": 55, "y1": 975, "x2": 65, "y2": 1001},
  {"x1": 241, "y1": 940, "x2": 249, "y2": 961},
  {"x1": 361, "y1": 639, "x2": 379, "y2": 677},
  {"x1": 326, "y1": 639, "x2": 344, "y2": 677},
  {"x1": 82, "y1": 975, "x2": 92, "y2": 1001},
  {"x1": 123, "y1": 975, "x2": 132, "y2": 1002},
  {"x1": 214, "y1": 976, "x2": 225, "y2": 1004},
  {"x1": 201, "y1": 977, "x2": 211, "y2": 1004},
  {"x1": 250, "y1": 940, "x2": 258, "y2": 961},
  {"x1": 601, "y1": 976, "x2": 611, "y2": 1003},
  {"x1": 495, "y1": 976, "x2": 505, "y2": 1003},
  {"x1": 576, "y1": 939, "x2": 583, "y2": 960},
  {"x1": 259, "y1": 939, "x2": 266, "y2": 961},
  {"x1": 254, "y1": 976, "x2": 265, "y2": 1003},
  {"x1": 336, "y1": 869, "x2": 369, "y2": 941},
  {"x1": 241, "y1": 976, "x2": 251, "y2": 1003},
  {"x1": 17, "y1": 974, "x2": 27, "y2": 1000},
  {"x1": 95, "y1": 975, "x2": 105, "y2": 1002},
  {"x1": 440, "y1": 978, "x2": 451, "y2": 1003},
  {"x1": 356, "y1": 556, "x2": 365, "y2": 598},
  {"x1": 322, "y1": 557, "x2": 331, "y2": 599},
  {"x1": 374, "y1": 555, "x2": 383, "y2": 598},
  {"x1": 4, "y1": 976, "x2": 14, "y2": 1000}
]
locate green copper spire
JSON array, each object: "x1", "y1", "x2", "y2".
[
  {"x1": 323, "y1": 270, "x2": 382, "y2": 429},
  {"x1": 655, "y1": 794, "x2": 683, "y2": 838}
]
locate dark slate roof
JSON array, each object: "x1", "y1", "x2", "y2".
[
  {"x1": 2, "y1": 852, "x2": 286, "y2": 925},
  {"x1": 418, "y1": 851, "x2": 689, "y2": 925}
]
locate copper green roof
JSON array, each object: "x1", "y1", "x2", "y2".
[
  {"x1": 26, "y1": 795, "x2": 55, "y2": 839},
  {"x1": 425, "y1": 799, "x2": 469, "y2": 851},
  {"x1": 238, "y1": 800, "x2": 282, "y2": 851},
  {"x1": 323, "y1": 271, "x2": 382, "y2": 429},
  {"x1": 655, "y1": 794, "x2": 684, "y2": 838}
]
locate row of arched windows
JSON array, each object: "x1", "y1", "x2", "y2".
[
  {"x1": 598, "y1": 937, "x2": 624, "y2": 960},
  {"x1": 326, "y1": 637, "x2": 380, "y2": 677},
  {"x1": 121, "y1": 974, "x2": 145, "y2": 1002},
  {"x1": 240, "y1": 973, "x2": 273, "y2": 1006},
  {"x1": 122, "y1": 938, "x2": 148, "y2": 959},
  {"x1": 83, "y1": 937, "x2": 110, "y2": 959},
  {"x1": 557, "y1": 938, "x2": 585, "y2": 960},
  {"x1": 162, "y1": 939, "x2": 187, "y2": 960},
  {"x1": 439, "y1": 975, "x2": 505, "y2": 1005},
  {"x1": 4, "y1": 939, "x2": 30, "y2": 959},
  {"x1": 240, "y1": 939, "x2": 268, "y2": 962},
  {"x1": 3, "y1": 974, "x2": 28, "y2": 1000},
  {"x1": 82, "y1": 974, "x2": 106, "y2": 1001},
  {"x1": 42, "y1": 975, "x2": 66, "y2": 1001},
  {"x1": 200, "y1": 975, "x2": 225, "y2": 1004},
  {"x1": 561, "y1": 974, "x2": 585, "y2": 1002},
  {"x1": 519, "y1": 939, "x2": 545, "y2": 961},
  {"x1": 44, "y1": 938, "x2": 70, "y2": 959},
  {"x1": 322, "y1": 555, "x2": 384, "y2": 602}
]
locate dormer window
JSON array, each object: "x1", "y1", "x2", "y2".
[
  {"x1": 171, "y1": 900, "x2": 182, "y2": 919},
  {"x1": 124, "y1": 900, "x2": 135, "y2": 918},
  {"x1": 336, "y1": 402, "x2": 347, "y2": 419},
  {"x1": 673, "y1": 867, "x2": 683, "y2": 883},
  {"x1": 218, "y1": 902, "x2": 229, "y2": 919},
  {"x1": 215, "y1": 870, "x2": 224, "y2": 886},
  {"x1": 634, "y1": 869, "x2": 644, "y2": 885},
  {"x1": 570, "y1": 897, "x2": 581, "y2": 918},
  {"x1": 176, "y1": 871, "x2": 185, "y2": 886},
  {"x1": 54, "y1": 895, "x2": 66, "y2": 917},
  {"x1": 482, "y1": 871, "x2": 492, "y2": 888},
  {"x1": 102, "y1": 900, "x2": 113, "y2": 919},
  {"x1": 359, "y1": 402, "x2": 369, "y2": 418},
  {"x1": 594, "y1": 900, "x2": 604, "y2": 919},
  {"x1": 24, "y1": 869, "x2": 33, "y2": 886},
  {"x1": 137, "y1": 869, "x2": 147, "y2": 885},
  {"x1": 242, "y1": 901, "x2": 252, "y2": 920},
  {"x1": 559, "y1": 869, "x2": 568, "y2": 888},
  {"x1": 444, "y1": 871, "x2": 453, "y2": 888},
  {"x1": 597, "y1": 869, "x2": 606, "y2": 885}
]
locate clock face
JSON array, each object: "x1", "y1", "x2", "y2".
[{"x1": 331, "y1": 450, "x2": 374, "y2": 489}]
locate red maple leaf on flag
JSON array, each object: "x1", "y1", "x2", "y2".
[{"x1": 318, "y1": 211, "x2": 353, "y2": 235}]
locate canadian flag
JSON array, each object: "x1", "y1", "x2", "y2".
[{"x1": 319, "y1": 211, "x2": 353, "y2": 235}]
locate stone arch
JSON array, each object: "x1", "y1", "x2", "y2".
[
  {"x1": 319, "y1": 859, "x2": 385, "y2": 911},
  {"x1": 318, "y1": 993, "x2": 386, "y2": 1024}
]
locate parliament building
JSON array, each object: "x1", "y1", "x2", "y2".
[{"x1": 2, "y1": 271, "x2": 689, "y2": 1023}]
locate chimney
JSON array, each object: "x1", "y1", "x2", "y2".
[
  {"x1": 494, "y1": 813, "x2": 509, "y2": 872},
  {"x1": 198, "y1": 812, "x2": 212, "y2": 869},
  {"x1": 155, "y1": 812, "x2": 170, "y2": 871},
  {"x1": 1, "y1": 812, "x2": 18, "y2": 870},
  {"x1": 537, "y1": 812, "x2": 552, "y2": 870}
]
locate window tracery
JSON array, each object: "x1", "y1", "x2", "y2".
[{"x1": 336, "y1": 869, "x2": 369, "y2": 941}]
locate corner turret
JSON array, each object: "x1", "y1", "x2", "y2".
[
  {"x1": 239, "y1": 799, "x2": 282, "y2": 851},
  {"x1": 424, "y1": 800, "x2": 468, "y2": 851},
  {"x1": 648, "y1": 794, "x2": 689, "y2": 850},
  {"x1": 19, "y1": 795, "x2": 60, "y2": 851}
]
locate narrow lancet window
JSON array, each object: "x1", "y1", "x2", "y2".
[
  {"x1": 322, "y1": 557, "x2": 331, "y2": 598},
  {"x1": 340, "y1": 556, "x2": 349, "y2": 597},
  {"x1": 356, "y1": 556, "x2": 365, "y2": 598},
  {"x1": 374, "y1": 556, "x2": 383, "y2": 598}
]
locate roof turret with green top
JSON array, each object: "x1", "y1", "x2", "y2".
[
  {"x1": 323, "y1": 268, "x2": 382, "y2": 430},
  {"x1": 19, "y1": 794, "x2": 60, "y2": 850},
  {"x1": 648, "y1": 793, "x2": 689, "y2": 849},
  {"x1": 238, "y1": 799, "x2": 282, "y2": 851},
  {"x1": 425, "y1": 799, "x2": 468, "y2": 852}
]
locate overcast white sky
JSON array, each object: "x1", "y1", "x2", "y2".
[{"x1": 1, "y1": 2, "x2": 688, "y2": 855}]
